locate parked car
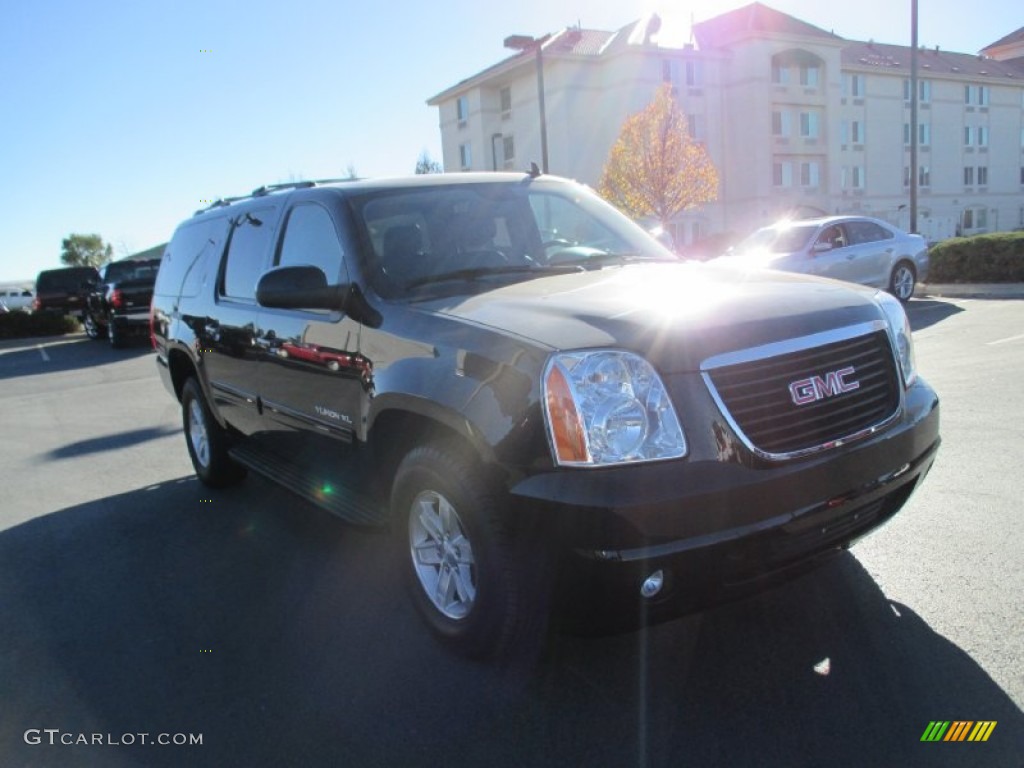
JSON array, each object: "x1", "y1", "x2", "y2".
[
  {"x1": 0, "y1": 287, "x2": 34, "y2": 313},
  {"x1": 83, "y1": 258, "x2": 161, "y2": 347},
  {"x1": 152, "y1": 174, "x2": 939, "y2": 663},
  {"x1": 33, "y1": 266, "x2": 100, "y2": 317},
  {"x1": 725, "y1": 216, "x2": 929, "y2": 301}
]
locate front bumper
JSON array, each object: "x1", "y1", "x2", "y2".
[{"x1": 511, "y1": 378, "x2": 939, "y2": 628}]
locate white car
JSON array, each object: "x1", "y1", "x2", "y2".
[
  {"x1": 726, "y1": 216, "x2": 930, "y2": 302},
  {"x1": 0, "y1": 287, "x2": 34, "y2": 312}
]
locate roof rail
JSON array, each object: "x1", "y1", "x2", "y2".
[{"x1": 192, "y1": 177, "x2": 360, "y2": 216}]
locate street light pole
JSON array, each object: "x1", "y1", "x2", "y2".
[
  {"x1": 504, "y1": 34, "x2": 552, "y2": 174},
  {"x1": 909, "y1": 0, "x2": 919, "y2": 233}
]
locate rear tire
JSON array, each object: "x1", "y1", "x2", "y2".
[
  {"x1": 83, "y1": 314, "x2": 106, "y2": 340},
  {"x1": 889, "y1": 262, "x2": 916, "y2": 303},
  {"x1": 108, "y1": 320, "x2": 124, "y2": 348},
  {"x1": 391, "y1": 443, "x2": 551, "y2": 664},
  {"x1": 181, "y1": 378, "x2": 246, "y2": 488}
]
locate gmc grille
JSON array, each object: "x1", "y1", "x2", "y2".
[{"x1": 704, "y1": 327, "x2": 901, "y2": 459}]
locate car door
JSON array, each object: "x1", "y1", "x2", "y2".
[
  {"x1": 844, "y1": 220, "x2": 896, "y2": 288},
  {"x1": 253, "y1": 200, "x2": 367, "y2": 474},
  {"x1": 199, "y1": 205, "x2": 281, "y2": 436},
  {"x1": 808, "y1": 223, "x2": 859, "y2": 284}
]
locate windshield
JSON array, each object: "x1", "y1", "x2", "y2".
[
  {"x1": 104, "y1": 260, "x2": 161, "y2": 283},
  {"x1": 735, "y1": 223, "x2": 818, "y2": 255},
  {"x1": 351, "y1": 181, "x2": 676, "y2": 298}
]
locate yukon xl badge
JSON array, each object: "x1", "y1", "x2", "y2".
[{"x1": 788, "y1": 366, "x2": 860, "y2": 406}]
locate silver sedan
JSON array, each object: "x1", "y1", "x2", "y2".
[{"x1": 726, "y1": 216, "x2": 929, "y2": 301}]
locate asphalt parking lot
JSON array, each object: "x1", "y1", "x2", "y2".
[{"x1": 1, "y1": 297, "x2": 1022, "y2": 767}]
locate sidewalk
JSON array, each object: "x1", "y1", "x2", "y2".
[{"x1": 919, "y1": 283, "x2": 1024, "y2": 299}]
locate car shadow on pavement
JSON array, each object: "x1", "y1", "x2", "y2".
[
  {"x1": 905, "y1": 298, "x2": 964, "y2": 333},
  {"x1": 45, "y1": 426, "x2": 180, "y2": 461},
  {"x1": 0, "y1": 335, "x2": 152, "y2": 382},
  {"x1": 1, "y1": 476, "x2": 1021, "y2": 768}
]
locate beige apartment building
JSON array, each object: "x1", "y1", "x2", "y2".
[{"x1": 427, "y1": 3, "x2": 1024, "y2": 248}]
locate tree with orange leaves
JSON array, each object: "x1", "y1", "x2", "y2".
[{"x1": 598, "y1": 83, "x2": 718, "y2": 233}]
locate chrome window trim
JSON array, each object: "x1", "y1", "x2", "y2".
[{"x1": 701, "y1": 321, "x2": 903, "y2": 462}]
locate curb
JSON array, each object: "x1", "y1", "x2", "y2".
[{"x1": 919, "y1": 283, "x2": 1024, "y2": 299}]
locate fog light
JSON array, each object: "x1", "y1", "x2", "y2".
[{"x1": 640, "y1": 570, "x2": 664, "y2": 598}]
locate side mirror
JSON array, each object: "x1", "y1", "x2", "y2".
[
  {"x1": 256, "y1": 266, "x2": 381, "y2": 327},
  {"x1": 812, "y1": 241, "x2": 833, "y2": 254},
  {"x1": 257, "y1": 266, "x2": 347, "y2": 310}
]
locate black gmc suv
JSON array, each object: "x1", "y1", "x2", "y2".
[
  {"x1": 83, "y1": 257, "x2": 161, "y2": 347},
  {"x1": 152, "y1": 174, "x2": 940, "y2": 662}
]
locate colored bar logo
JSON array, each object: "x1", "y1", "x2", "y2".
[{"x1": 921, "y1": 721, "x2": 996, "y2": 742}]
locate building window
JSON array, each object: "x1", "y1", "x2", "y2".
[
  {"x1": 499, "y1": 86, "x2": 511, "y2": 116},
  {"x1": 977, "y1": 166, "x2": 988, "y2": 186},
  {"x1": 965, "y1": 85, "x2": 989, "y2": 106},
  {"x1": 845, "y1": 73, "x2": 864, "y2": 97},
  {"x1": 964, "y1": 166, "x2": 975, "y2": 186},
  {"x1": 772, "y1": 110, "x2": 791, "y2": 137},
  {"x1": 964, "y1": 126, "x2": 974, "y2": 146},
  {"x1": 662, "y1": 59, "x2": 676, "y2": 84},
  {"x1": 799, "y1": 64, "x2": 819, "y2": 87},
  {"x1": 456, "y1": 96, "x2": 469, "y2": 125},
  {"x1": 502, "y1": 136, "x2": 515, "y2": 168},
  {"x1": 918, "y1": 123, "x2": 930, "y2": 146},
  {"x1": 459, "y1": 143, "x2": 472, "y2": 170},
  {"x1": 851, "y1": 121, "x2": 864, "y2": 143},
  {"x1": 773, "y1": 161, "x2": 793, "y2": 187},
  {"x1": 772, "y1": 63, "x2": 790, "y2": 85},
  {"x1": 903, "y1": 166, "x2": 911, "y2": 188},
  {"x1": 1020, "y1": 167, "x2": 1024, "y2": 185},
  {"x1": 687, "y1": 113, "x2": 705, "y2": 141},
  {"x1": 799, "y1": 111, "x2": 819, "y2": 139},
  {"x1": 906, "y1": 79, "x2": 932, "y2": 102},
  {"x1": 963, "y1": 207, "x2": 987, "y2": 230},
  {"x1": 918, "y1": 166, "x2": 930, "y2": 187},
  {"x1": 800, "y1": 161, "x2": 820, "y2": 187},
  {"x1": 852, "y1": 166, "x2": 864, "y2": 188},
  {"x1": 685, "y1": 60, "x2": 702, "y2": 87},
  {"x1": 977, "y1": 126, "x2": 989, "y2": 147}
]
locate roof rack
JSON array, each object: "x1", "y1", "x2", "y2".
[{"x1": 193, "y1": 177, "x2": 359, "y2": 216}]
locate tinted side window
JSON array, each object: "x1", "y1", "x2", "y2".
[
  {"x1": 155, "y1": 217, "x2": 228, "y2": 298},
  {"x1": 222, "y1": 209, "x2": 276, "y2": 300},
  {"x1": 276, "y1": 204, "x2": 346, "y2": 282},
  {"x1": 847, "y1": 221, "x2": 893, "y2": 245}
]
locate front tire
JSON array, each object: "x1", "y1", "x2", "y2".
[
  {"x1": 181, "y1": 378, "x2": 246, "y2": 488},
  {"x1": 889, "y1": 262, "x2": 916, "y2": 303},
  {"x1": 391, "y1": 443, "x2": 551, "y2": 664},
  {"x1": 83, "y1": 313, "x2": 106, "y2": 340}
]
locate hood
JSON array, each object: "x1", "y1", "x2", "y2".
[{"x1": 424, "y1": 262, "x2": 885, "y2": 373}]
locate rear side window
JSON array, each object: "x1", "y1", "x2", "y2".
[
  {"x1": 155, "y1": 217, "x2": 228, "y2": 298},
  {"x1": 846, "y1": 220, "x2": 894, "y2": 245},
  {"x1": 275, "y1": 203, "x2": 347, "y2": 283},
  {"x1": 221, "y1": 208, "x2": 276, "y2": 300},
  {"x1": 36, "y1": 267, "x2": 99, "y2": 291}
]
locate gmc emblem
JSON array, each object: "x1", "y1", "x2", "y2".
[{"x1": 788, "y1": 366, "x2": 860, "y2": 406}]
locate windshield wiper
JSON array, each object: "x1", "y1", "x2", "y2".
[{"x1": 405, "y1": 264, "x2": 582, "y2": 289}]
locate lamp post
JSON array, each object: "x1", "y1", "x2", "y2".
[
  {"x1": 504, "y1": 34, "x2": 551, "y2": 173},
  {"x1": 909, "y1": 0, "x2": 919, "y2": 233}
]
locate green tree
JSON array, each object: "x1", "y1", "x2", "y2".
[
  {"x1": 415, "y1": 150, "x2": 442, "y2": 174},
  {"x1": 598, "y1": 83, "x2": 718, "y2": 231},
  {"x1": 60, "y1": 234, "x2": 112, "y2": 268}
]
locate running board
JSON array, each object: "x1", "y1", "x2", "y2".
[{"x1": 229, "y1": 444, "x2": 385, "y2": 527}]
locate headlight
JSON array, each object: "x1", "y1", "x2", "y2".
[
  {"x1": 874, "y1": 291, "x2": 916, "y2": 387},
  {"x1": 543, "y1": 350, "x2": 686, "y2": 466}
]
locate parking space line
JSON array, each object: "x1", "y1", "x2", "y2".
[
  {"x1": 36, "y1": 344, "x2": 50, "y2": 361},
  {"x1": 986, "y1": 333, "x2": 1024, "y2": 347}
]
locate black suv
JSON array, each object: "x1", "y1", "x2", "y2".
[
  {"x1": 83, "y1": 258, "x2": 161, "y2": 347},
  {"x1": 33, "y1": 266, "x2": 100, "y2": 317},
  {"x1": 153, "y1": 174, "x2": 940, "y2": 662}
]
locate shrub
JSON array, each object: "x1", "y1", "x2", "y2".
[
  {"x1": 0, "y1": 311, "x2": 80, "y2": 339},
  {"x1": 928, "y1": 232, "x2": 1024, "y2": 283}
]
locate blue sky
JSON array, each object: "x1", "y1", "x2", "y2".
[{"x1": 0, "y1": 0, "x2": 1016, "y2": 282}]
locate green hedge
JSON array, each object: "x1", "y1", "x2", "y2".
[
  {"x1": 0, "y1": 312, "x2": 80, "y2": 340},
  {"x1": 928, "y1": 232, "x2": 1024, "y2": 283}
]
